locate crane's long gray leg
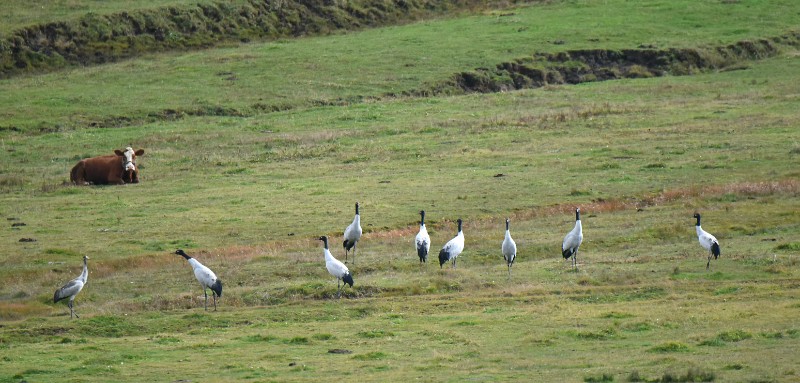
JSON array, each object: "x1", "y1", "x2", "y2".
[
  {"x1": 508, "y1": 265, "x2": 512, "y2": 280},
  {"x1": 352, "y1": 243, "x2": 357, "y2": 265},
  {"x1": 69, "y1": 299, "x2": 78, "y2": 318},
  {"x1": 213, "y1": 293, "x2": 217, "y2": 311},
  {"x1": 707, "y1": 255, "x2": 711, "y2": 270},
  {"x1": 203, "y1": 289, "x2": 208, "y2": 311}
]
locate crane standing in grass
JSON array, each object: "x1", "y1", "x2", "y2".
[
  {"x1": 562, "y1": 208, "x2": 583, "y2": 271},
  {"x1": 439, "y1": 218, "x2": 464, "y2": 269},
  {"x1": 320, "y1": 235, "x2": 354, "y2": 298},
  {"x1": 343, "y1": 202, "x2": 363, "y2": 264},
  {"x1": 175, "y1": 249, "x2": 223, "y2": 311},
  {"x1": 502, "y1": 218, "x2": 517, "y2": 278},
  {"x1": 693, "y1": 213, "x2": 721, "y2": 270},
  {"x1": 415, "y1": 210, "x2": 431, "y2": 264},
  {"x1": 53, "y1": 255, "x2": 89, "y2": 319}
]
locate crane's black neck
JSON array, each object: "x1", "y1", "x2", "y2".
[
  {"x1": 575, "y1": 209, "x2": 581, "y2": 221},
  {"x1": 319, "y1": 236, "x2": 329, "y2": 249},
  {"x1": 505, "y1": 219, "x2": 510, "y2": 231},
  {"x1": 355, "y1": 203, "x2": 360, "y2": 215},
  {"x1": 420, "y1": 210, "x2": 425, "y2": 226},
  {"x1": 457, "y1": 218, "x2": 463, "y2": 233},
  {"x1": 175, "y1": 250, "x2": 192, "y2": 260},
  {"x1": 695, "y1": 214, "x2": 701, "y2": 226}
]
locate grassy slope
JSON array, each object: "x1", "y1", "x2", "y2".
[
  {"x1": 0, "y1": 0, "x2": 219, "y2": 35},
  {"x1": 1, "y1": 0, "x2": 799, "y2": 132},
  {"x1": 1, "y1": 0, "x2": 800, "y2": 382}
]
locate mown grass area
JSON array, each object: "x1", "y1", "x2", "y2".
[{"x1": 1, "y1": 0, "x2": 800, "y2": 382}]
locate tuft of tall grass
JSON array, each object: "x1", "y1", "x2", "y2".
[
  {"x1": 657, "y1": 368, "x2": 716, "y2": 382},
  {"x1": 649, "y1": 342, "x2": 690, "y2": 353},
  {"x1": 585, "y1": 373, "x2": 615, "y2": 382}
]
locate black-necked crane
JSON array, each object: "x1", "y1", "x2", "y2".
[
  {"x1": 502, "y1": 218, "x2": 517, "y2": 278},
  {"x1": 53, "y1": 255, "x2": 89, "y2": 319},
  {"x1": 343, "y1": 202, "x2": 362, "y2": 264},
  {"x1": 438, "y1": 218, "x2": 464, "y2": 269},
  {"x1": 319, "y1": 235, "x2": 354, "y2": 298},
  {"x1": 694, "y1": 213, "x2": 721, "y2": 270},
  {"x1": 415, "y1": 210, "x2": 431, "y2": 264},
  {"x1": 562, "y1": 208, "x2": 583, "y2": 271},
  {"x1": 175, "y1": 249, "x2": 223, "y2": 311}
]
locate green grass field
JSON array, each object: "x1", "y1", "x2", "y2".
[
  {"x1": 1, "y1": 0, "x2": 800, "y2": 382},
  {"x1": 0, "y1": 0, "x2": 218, "y2": 35}
]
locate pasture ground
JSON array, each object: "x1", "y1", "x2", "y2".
[{"x1": 1, "y1": 0, "x2": 799, "y2": 382}]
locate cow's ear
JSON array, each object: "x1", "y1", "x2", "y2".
[
  {"x1": 114, "y1": 150, "x2": 124, "y2": 156},
  {"x1": 135, "y1": 149, "x2": 144, "y2": 156}
]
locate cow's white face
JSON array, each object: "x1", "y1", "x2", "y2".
[
  {"x1": 113, "y1": 147, "x2": 144, "y2": 184},
  {"x1": 122, "y1": 147, "x2": 136, "y2": 172}
]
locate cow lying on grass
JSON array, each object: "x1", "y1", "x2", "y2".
[{"x1": 70, "y1": 147, "x2": 144, "y2": 185}]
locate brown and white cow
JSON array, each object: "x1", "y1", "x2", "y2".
[{"x1": 70, "y1": 147, "x2": 145, "y2": 185}]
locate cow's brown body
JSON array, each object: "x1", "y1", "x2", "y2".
[{"x1": 70, "y1": 148, "x2": 144, "y2": 185}]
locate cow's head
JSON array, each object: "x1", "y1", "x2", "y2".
[{"x1": 114, "y1": 147, "x2": 145, "y2": 183}]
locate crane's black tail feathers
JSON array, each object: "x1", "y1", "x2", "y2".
[
  {"x1": 562, "y1": 248, "x2": 575, "y2": 260},
  {"x1": 418, "y1": 247, "x2": 428, "y2": 263},
  {"x1": 342, "y1": 273, "x2": 354, "y2": 287},
  {"x1": 343, "y1": 239, "x2": 357, "y2": 251},
  {"x1": 506, "y1": 255, "x2": 515, "y2": 267},
  {"x1": 53, "y1": 290, "x2": 64, "y2": 303},
  {"x1": 438, "y1": 249, "x2": 450, "y2": 267},
  {"x1": 210, "y1": 280, "x2": 223, "y2": 297},
  {"x1": 53, "y1": 283, "x2": 74, "y2": 303},
  {"x1": 711, "y1": 242, "x2": 721, "y2": 259}
]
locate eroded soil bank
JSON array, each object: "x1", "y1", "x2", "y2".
[{"x1": 414, "y1": 33, "x2": 800, "y2": 95}]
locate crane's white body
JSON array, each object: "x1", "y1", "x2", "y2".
[
  {"x1": 176, "y1": 250, "x2": 222, "y2": 311},
  {"x1": 187, "y1": 258, "x2": 219, "y2": 292},
  {"x1": 53, "y1": 256, "x2": 89, "y2": 319},
  {"x1": 562, "y1": 208, "x2": 583, "y2": 271},
  {"x1": 324, "y1": 247, "x2": 350, "y2": 282},
  {"x1": 415, "y1": 210, "x2": 430, "y2": 264},
  {"x1": 439, "y1": 219, "x2": 464, "y2": 268},
  {"x1": 696, "y1": 225, "x2": 719, "y2": 253},
  {"x1": 694, "y1": 213, "x2": 721, "y2": 270},
  {"x1": 502, "y1": 219, "x2": 517, "y2": 278},
  {"x1": 343, "y1": 203, "x2": 363, "y2": 263},
  {"x1": 320, "y1": 236, "x2": 354, "y2": 298}
]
